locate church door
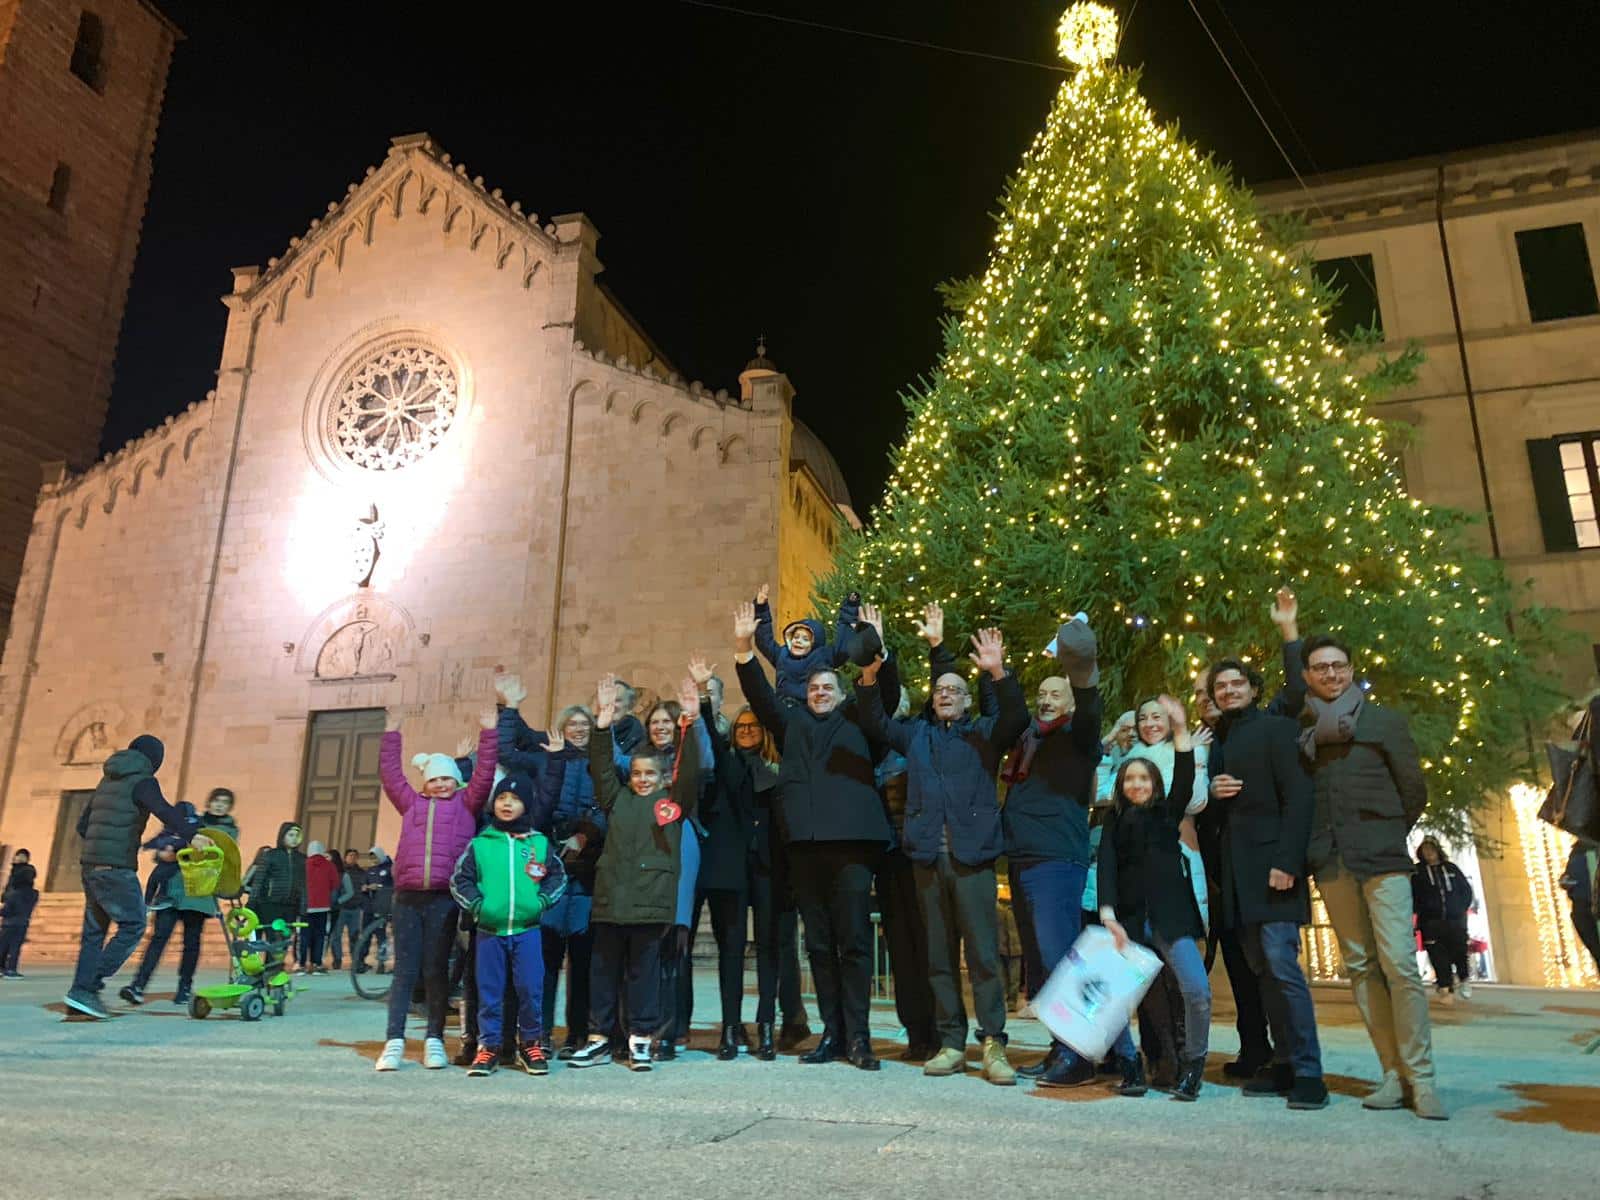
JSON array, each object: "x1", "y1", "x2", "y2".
[
  {"x1": 297, "y1": 710, "x2": 385, "y2": 854},
  {"x1": 46, "y1": 790, "x2": 95, "y2": 892}
]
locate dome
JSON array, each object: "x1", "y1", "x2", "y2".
[{"x1": 791, "y1": 419, "x2": 853, "y2": 511}]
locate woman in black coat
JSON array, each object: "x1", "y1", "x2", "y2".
[
  {"x1": 1098, "y1": 695, "x2": 1211, "y2": 1102},
  {"x1": 1411, "y1": 838, "x2": 1474, "y2": 998}
]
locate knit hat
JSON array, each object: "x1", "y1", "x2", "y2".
[
  {"x1": 488, "y1": 772, "x2": 540, "y2": 834},
  {"x1": 129, "y1": 734, "x2": 165, "y2": 773},
  {"x1": 1053, "y1": 614, "x2": 1099, "y2": 688},
  {"x1": 411, "y1": 752, "x2": 463, "y2": 787},
  {"x1": 840, "y1": 621, "x2": 884, "y2": 668}
]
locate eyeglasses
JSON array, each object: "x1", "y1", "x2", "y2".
[
  {"x1": 733, "y1": 723, "x2": 762, "y2": 733},
  {"x1": 1306, "y1": 662, "x2": 1351, "y2": 677},
  {"x1": 932, "y1": 685, "x2": 969, "y2": 698}
]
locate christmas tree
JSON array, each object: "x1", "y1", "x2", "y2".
[{"x1": 822, "y1": 3, "x2": 1567, "y2": 834}]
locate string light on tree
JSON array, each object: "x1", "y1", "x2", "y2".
[{"x1": 818, "y1": 3, "x2": 1567, "y2": 837}]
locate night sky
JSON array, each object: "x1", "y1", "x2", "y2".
[{"x1": 106, "y1": 0, "x2": 1600, "y2": 510}]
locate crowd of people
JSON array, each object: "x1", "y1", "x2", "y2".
[{"x1": 30, "y1": 582, "x2": 1583, "y2": 1121}]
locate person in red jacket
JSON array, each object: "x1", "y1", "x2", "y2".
[{"x1": 302, "y1": 842, "x2": 342, "y2": 974}]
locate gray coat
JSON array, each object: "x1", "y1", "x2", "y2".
[{"x1": 1302, "y1": 702, "x2": 1427, "y2": 880}]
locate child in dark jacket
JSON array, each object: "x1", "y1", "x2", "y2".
[
  {"x1": 0, "y1": 861, "x2": 39, "y2": 977},
  {"x1": 753, "y1": 583, "x2": 859, "y2": 708},
  {"x1": 450, "y1": 772, "x2": 567, "y2": 1076},
  {"x1": 244, "y1": 822, "x2": 307, "y2": 935},
  {"x1": 568, "y1": 674, "x2": 702, "y2": 1073},
  {"x1": 142, "y1": 801, "x2": 202, "y2": 909}
]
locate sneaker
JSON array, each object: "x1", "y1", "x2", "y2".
[
  {"x1": 1037, "y1": 1055, "x2": 1097, "y2": 1089},
  {"x1": 1411, "y1": 1084, "x2": 1448, "y2": 1121},
  {"x1": 1438, "y1": 989, "x2": 1456, "y2": 1007},
  {"x1": 628, "y1": 1035, "x2": 653, "y2": 1072},
  {"x1": 923, "y1": 1046, "x2": 966, "y2": 1077},
  {"x1": 1457, "y1": 982, "x2": 1472, "y2": 1000},
  {"x1": 557, "y1": 1040, "x2": 583, "y2": 1061},
  {"x1": 172, "y1": 987, "x2": 192, "y2": 1007},
  {"x1": 375, "y1": 1038, "x2": 406, "y2": 1071},
  {"x1": 64, "y1": 988, "x2": 110, "y2": 1020},
  {"x1": 651, "y1": 1038, "x2": 676, "y2": 1061},
  {"x1": 1017, "y1": 1000, "x2": 1038, "y2": 1020},
  {"x1": 568, "y1": 1036, "x2": 612, "y2": 1068},
  {"x1": 1287, "y1": 1076, "x2": 1330, "y2": 1110},
  {"x1": 980, "y1": 1037, "x2": 1016, "y2": 1086},
  {"x1": 423, "y1": 1037, "x2": 449, "y2": 1069},
  {"x1": 1362, "y1": 1071, "x2": 1405, "y2": 1111},
  {"x1": 466, "y1": 1047, "x2": 498, "y2": 1077},
  {"x1": 1243, "y1": 1063, "x2": 1295, "y2": 1097},
  {"x1": 118, "y1": 985, "x2": 144, "y2": 1006},
  {"x1": 518, "y1": 1044, "x2": 550, "y2": 1076}
]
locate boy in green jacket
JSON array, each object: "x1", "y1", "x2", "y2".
[{"x1": 450, "y1": 772, "x2": 566, "y2": 1076}]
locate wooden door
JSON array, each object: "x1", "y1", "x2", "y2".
[
  {"x1": 47, "y1": 790, "x2": 95, "y2": 892},
  {"x1": 297, "y1": 710, "x2": 385, "y2": 855}
]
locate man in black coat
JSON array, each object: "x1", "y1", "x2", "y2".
[
  {"x1": 857, "y1": 612, "x2": 1030, "y2": 1085},
  {"x1": 66, "y1": 734, "x2": 191, "y2": 1019},
  {"x1": 1206, "y1": 658, "x2": 1326, "y2": 1110},
  {"x1": 1298, "y1": 633, "x2": 1443, "y2": 1119},
  {"x1": 735, "y1": 600, "x2": 898, "y2": 1071}
]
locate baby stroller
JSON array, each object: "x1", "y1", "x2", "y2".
[{"x1": 176, "y1": 830, "x2": 303, "y2": 1021}]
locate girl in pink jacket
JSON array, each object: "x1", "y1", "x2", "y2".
[{"x1": 373, "y1": 705, "x2": 498, "y2": 1073}]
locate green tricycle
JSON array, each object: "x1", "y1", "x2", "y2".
[{"x1": 175, "y1": 832, "x2": 303, "y2": 1021}]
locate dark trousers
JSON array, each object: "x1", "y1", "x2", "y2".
[
  {"x1": 875, "y1": 847, "x2": 936, "y2": 1045},
  {"x1": 384, "y1": 891, "x2": 457, "y2": 1041},
  {"x1": 329, "y1": 908, "x2": 363, "y2": 967},
  {"x1": 477, "y1": 928, "x2": 545, "y2": 1050},
  {"x1": 750, "y1": 858, "x2": 806, "y2": 1026},
  {"x1": 1138, "y1": 964, "x2": 1185, "y2": 1068},
  {"x1": 1009, "y1": 878, "x2": 1046, "y2": 1000},
  {"x1": 131, "y1": 908, "x2": 207, "y2": 992},
  {"x1": 1216, "y1": 922, "x2": 1274, "y2": 1065},
  {"x1": 543, "y1": 926, "x2": 595, "y2": 1043},
  {"x1": 144, "y1": 859, "x2": 180, "y2": 906},
  {"x1": 1573, "y1": 904, "x2": 1600, "y2": 975},
  {"x1": 658, "y1": 926, "x2": 690, "y2": 1042},
  {"x1": 704, "y1": 887, "x2": 749, "y2": 1028},
  {"x1": 1013, "y1": 859, "x2": 1087, "y2": 1054},
  {"x1": 591, "y1": 921, "x2": 665, "y2": 1038},
  {"x1": 788, "y1": 841, "x2": 878, "y2": 1043},
  {"x1": 0, "y1": 921, "x2": 30, "y2": 972},
  {"x1": 303, "y1": 911, "x2": 329, "y2": 966},
  {"x1": 1241, "y1": 920, "x2": 1322, "y2": 1079},
  {"x1": 914, "y1": 853, "x2": 1006, "y2": 1049},
  {"x1": 70, "y1": 867, "x2": 147, "y2": 994},
  {"x1": 1424, "y1": 917, "x2": 1471, "y2": 990}
]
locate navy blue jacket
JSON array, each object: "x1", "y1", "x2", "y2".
[
  {"x1": 539, "y1": 744, "x2": 606, "y2": 894},
  {"x1": 754, "y1": 593, "x2": 859, "y2": 705},
  {"x1": 855, "y1": 671, "x2": 1030, "y2": 867}
]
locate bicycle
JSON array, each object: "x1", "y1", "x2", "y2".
[{"x1": 349, "y1": 915, "x2": 393, "y2": 1001}]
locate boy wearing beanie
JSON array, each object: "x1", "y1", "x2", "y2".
[{"x1": 450, "y1": 772, "x2": 566, "y2": 1076}]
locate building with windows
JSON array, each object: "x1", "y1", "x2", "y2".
[
  {"x1": 0, "y1": 0, "x2": 179, "y2": 630},
  {"x1": 1256, "y1": 130, "x2": 1600, "y2": 988},
  {"x1": 0, "y1": 132, "x2": 855, "y2": 911}
]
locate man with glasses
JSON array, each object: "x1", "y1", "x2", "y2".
[
  {"x1": 1296, "y1": 634, "x2": 1443, "y2": 1119},
  {"x1": 857, "y1": 617, "x2": 1030, "y2": 1085},
  {"x1": 1206, "y1": 657, "x2": 1324, "y2": 1109}
]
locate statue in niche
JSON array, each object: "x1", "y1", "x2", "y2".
[
  {"x1": 351, "y1": 504, "x2": 385, "y2": 588},
  {"x1": 315, "y1": 619, "x2": 396, "y2": 679}
]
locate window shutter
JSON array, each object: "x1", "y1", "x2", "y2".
[{"x1": 1526, "y1": 438, "x2": 1579, "y2": 553}]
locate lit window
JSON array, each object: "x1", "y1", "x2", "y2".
[
  {"x1": 1559, "y1": 438, "x2": 1600, "y2": 548},
  {"x1": 1515, "y1": 224, "x2": 1600, "y2": 323},
  {"x1": 69, "y1": 12, "x2": 107, "y2": 92}
]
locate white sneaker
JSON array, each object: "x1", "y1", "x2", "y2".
[
  {"x1": 1018, "y1": 1001, "x2": 1038, "y2": 1021},
  {"x1": 375, "y1": 1038, "x2": 405, "y2": 1072},
  {"x1": 1457, "y1": 982, "x2": 1472, "y2": 1000},
  {"x1": 628, "y1": 1035, "x2": 654, "y2": 1072},
  {"x1": 423, "y1": 1037, "x2": 448, "y2": 1069}
]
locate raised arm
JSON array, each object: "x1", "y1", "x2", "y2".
[
  {"x1": 830, "y1": 590, "x2": 862, "y2": 666},
  {"x1": 859, "y1": 601, "x2": 902, "y2": 719},
  {"x1": 460, "y1": 713, "x2": 500, "y2": 815},
  {"x1": 378, "y1": 710, "x2": 419, "y2": 814},
  {"x1": 670, "y1": 678, "x2": 703, "y2": 818},
  {"x1": 854, "y1": 671, "x2": 914, "y2": 754},
  {"x1": 970, "y1": 628, "x2": 1029, "y2": 754},
  {"x1": 1265, "y1": 588, "x2": 1307, "y2": 717},
  {"x1": 495, "y1": 676, "x2": 550, "y2": 775},
  {"x1": 752, "y1": 583, "x2": 783, "y2": 667},
  {"x1": 734, "y1": 601, "x2": 789, "y2": 750},
  {"x1": 587, "y1": 675, "x2": 626, "y2": 813}
]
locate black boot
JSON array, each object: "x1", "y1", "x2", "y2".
[
  {"x1": 847, "y1": 1036, "x2": 880, "y2": 1071},
  {"x1": 1017, "y1": 1043, "x2": 1062, "y2": 1080},
  {"x1": 717, "y1": 1024, "x2": 740, "y2": 1061},
  {"x1": 1148, "y1": 1053, "x2": 1178, "y2": 1093},
  {"x1": 652, "y1": 1038, "x2": 677, "y2": 1061},
  {"x1": 1118, "y1": 1054, "x2": 1148, "y2": 1097},
  {"x1": 1243, "y1": 1062, "x2": 1295, "y2": 1097},
  {"x1": 798, "y1": 1034, "x2": 841, "y2": 1064},
  {"x1": 755, "y1": 1022, "x2": 777, "y2": 1061},
  {"x1": 1173, "y1": 1056, "x2": 1206, "y2": 1102}
]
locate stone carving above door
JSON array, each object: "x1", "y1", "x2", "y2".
[{"x1": 297, "y1": 594, "x2": 417, "y2": 681}]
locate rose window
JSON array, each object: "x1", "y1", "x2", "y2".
[{"x1": 331, "y1": 345, "x2": 459, "y2": 471}]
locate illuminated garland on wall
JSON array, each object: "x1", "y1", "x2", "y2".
[{"x1": 1510, "y1": 783, "x2": 1600, "y2": 990}]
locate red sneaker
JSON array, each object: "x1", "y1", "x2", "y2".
[
  {"x1": 517, "y1": 1044, "x2": 549, "y2": 1076},
  {"x1": 466, "y1": 1047, "x2": 498, "y2": 1077}
]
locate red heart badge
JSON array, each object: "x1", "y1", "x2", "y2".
[{"x1": 654, "y1": 799, "x2": 682, "y2": 827}]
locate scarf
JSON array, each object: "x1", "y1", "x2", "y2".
[
  {"x1": 1299, "y1": 686, "x2": 1364, "y2": 761},
  {"x1": 1001, "y1": 714, "x2": 1070, "y2": 784},
  {"x1": 738, "y1": 747, "x2": 778, "y2": 793}
]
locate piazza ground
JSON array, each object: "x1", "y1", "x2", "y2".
[{"x1": 0, "y1": 968, "x2": 1596, "y2": 1199}]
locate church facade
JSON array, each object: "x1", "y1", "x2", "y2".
[{"x1": 0, "y1": 132, "x2": 855, "y2": 886}]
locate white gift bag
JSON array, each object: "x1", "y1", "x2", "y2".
[{"x1": 1036, "y1": 925, "x2": 1163, "y2": 1061}]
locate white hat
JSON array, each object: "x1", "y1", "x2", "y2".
[{"x1": 411, "y1": 752, "x2": 464, "y2": 787}]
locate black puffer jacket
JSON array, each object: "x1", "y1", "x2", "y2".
[
  {"x1": 76, "y1": 737, "x2": 188, "y2": 869},
  {"x1": 1411, "y1": 859, "x2": 1473, "y2": 924},
  {"x1": 1098, "y1": 748, "x2": 1204, "y2": 943},
  {"x1": 246, "y1": 823, "x2": 306, "y2": 909}
]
